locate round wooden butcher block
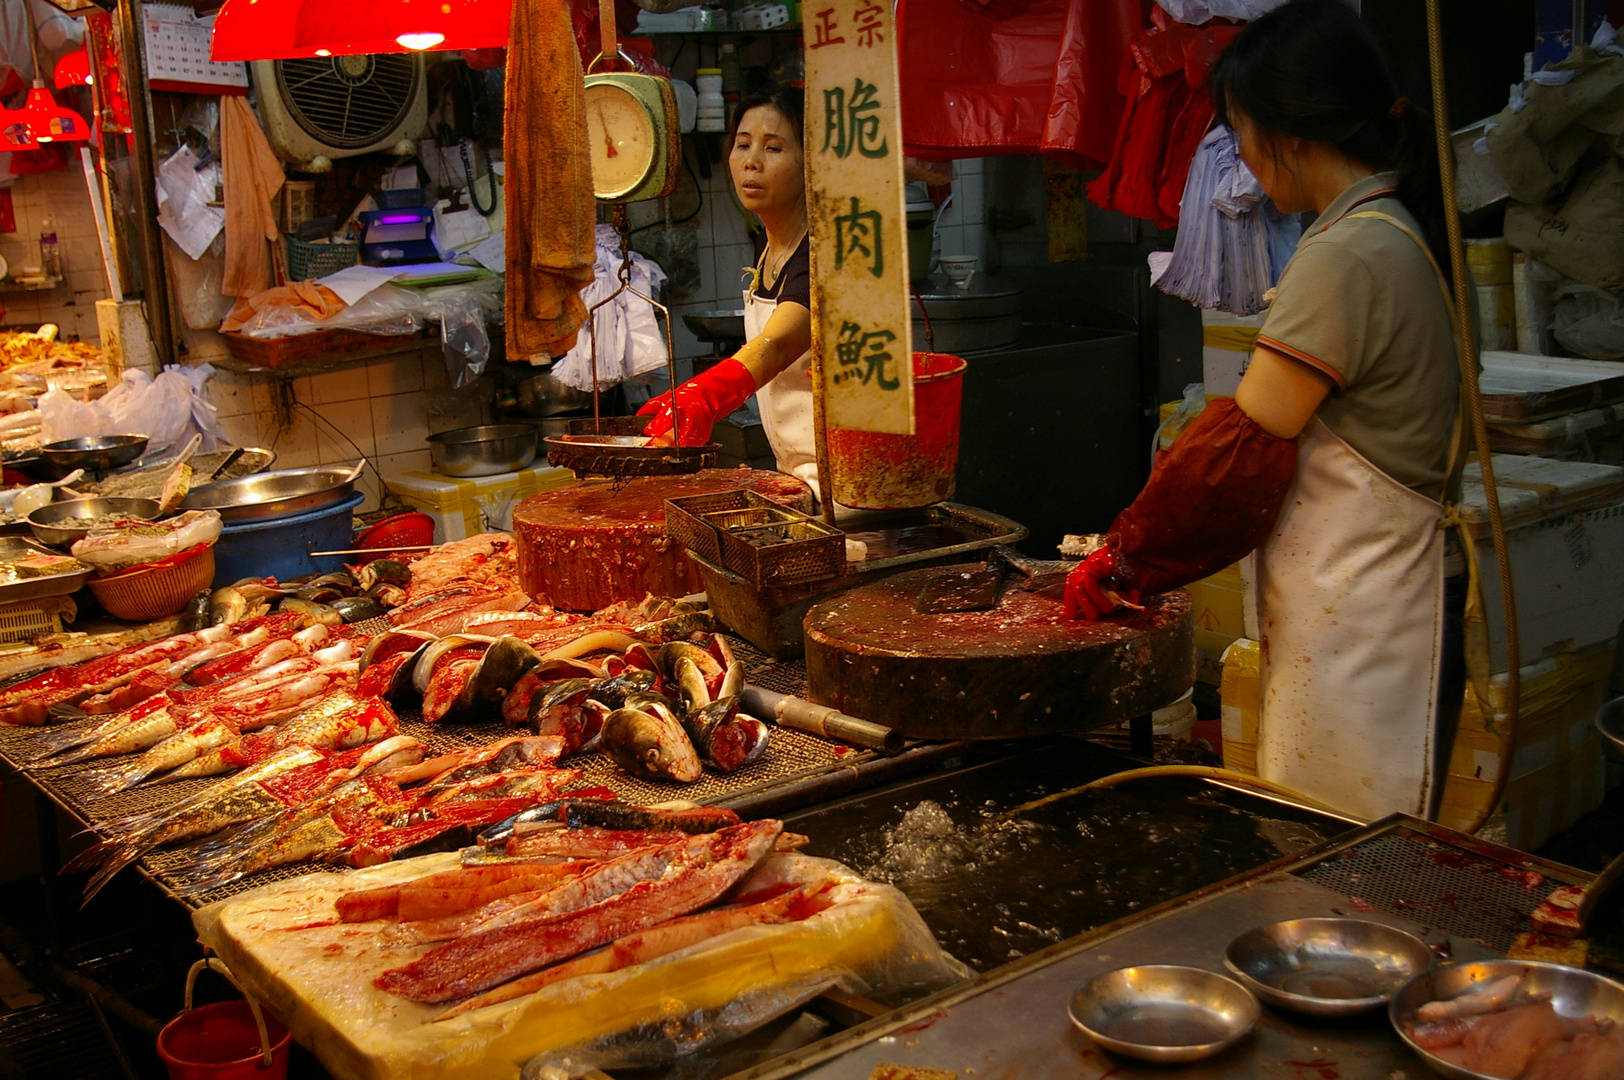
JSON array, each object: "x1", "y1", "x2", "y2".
[
  {"x1": 804, "y1": 563, "x2": 1194, "y2": 739},
  {"x1": 512, "y1": 468, "x2": 811, "y2": 611}
]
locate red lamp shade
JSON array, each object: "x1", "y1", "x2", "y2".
[
  {"x1": 294, "y1": 0, "x2": 508, "y2": 55},
  {"x1": 20, "y1": 86, "x2": 88, "y2": 142},
  {"x1": 211, "y1": 0, "x2": 507, "y2": 60},
  {"x1": 53, "y1": 49, "x2": 93, "y2": 89}
]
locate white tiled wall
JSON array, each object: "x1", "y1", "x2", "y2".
[
  {"x1": 0, "y1": 166, "x2": 110, "y2": 343},
  {"x1": 204, "y1": 349, "x2": 488, "y2": 513}
]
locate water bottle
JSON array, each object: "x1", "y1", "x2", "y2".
[{"x1": 39, "y1": 215, "x2": 60, "y2": 279}]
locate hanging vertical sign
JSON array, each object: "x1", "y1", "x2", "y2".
[{"x1": 804, "y1": 0, "x2": 914, "y2": 436}]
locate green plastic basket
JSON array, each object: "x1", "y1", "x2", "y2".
[{"x1": 285, "y1": 236, "x2": 359, "y2": 281}]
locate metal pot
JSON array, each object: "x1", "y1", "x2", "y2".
[
  {"x1": 427, "y1": 424, "x2": 538, "y2": 477},
  {"x1": 181, "y1": 464, "x2": 363, "y2": 523},
  {"x1": 514, "y1": 370, "x2": 592, "y2": 418},
  {"x1": 40, "y1": 434, "x2": 148, "y2": 479},
  {"x1": 27, "y1": 496, "x2": 161, "y2": 548}
]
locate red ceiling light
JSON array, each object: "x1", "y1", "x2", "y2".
[
  {"x1": 19, "y1": 84, "x2": 89, "y2": 142},
  {"x1": 0, "y1": 111, "x2": 40, "y2": 151},
  {"x1": 211, "y1": 0, "x2": 507, "y2": 60},
  {"x1": 53, "y1": 48, "x2": 93, "y2": 89}
]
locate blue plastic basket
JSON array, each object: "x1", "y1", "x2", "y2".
[{"x1": 211, "y1": 492, "x2": 363, "y2": 588}]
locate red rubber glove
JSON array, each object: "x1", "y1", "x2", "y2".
[
  {"x1": 1064, "y1": 548, "x2": 1142, "y2": 621},
  {"x1": 637, "y1": 358, "x2": 758, "y2": 447},
  {"x1": 1063, "y1": 397, "x2": 1298, "y2": 621}
]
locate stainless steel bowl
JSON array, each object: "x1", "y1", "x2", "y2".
[
  {"x1": 681, "y1": 309, "x2": 747, "y2": 343},
  {"x1": 1595, "y1": 695, "x2": 1624, "y2": 755},
  {"x1": 427, "y1": 424, "x2": 537, "y2": 477},
  {"x1": 181, "y1": 464, "x2": 362, "y2": 523},
  {"x1": 40, "y1": 434, "x2": 148, "y2": 478},
  {"x1": 514, "y1": 370, "x2": 592, "y2": 418},
  {"x1": 1391, "y1": 960, "x2": 1624, "y2": 1079},
  {"x1": 1225, "y1": 918, "x2": 1434, "y2": 1016},
  {"x1": 1068, "y1": 965, "x2": 1258, "y2": 1064},
  {"x1": 26, "y1": 496, "x2": 161, "y2": 548}
]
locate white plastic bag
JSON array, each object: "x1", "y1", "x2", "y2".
[
  {"x1": 39, "y1": 365, "x2": 226, "y2": 458},
  {"x1": 1552, "y1": 282, "x2": 1624, "y2": 359},
  {"x1": 71, "y1": 510, "x2": 223, "y2": 575}
]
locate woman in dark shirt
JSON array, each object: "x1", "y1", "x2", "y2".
[{"x1": 639, "y1": 85, "x2": 821, "y2": 493}]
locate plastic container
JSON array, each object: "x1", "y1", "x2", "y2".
[
  {"x1": 211, "y1": 491, "x2": 363, "y2": 588},
  {"x1": 695, "y1": 69, "x2": 725, "y2": 132},
  {"x1": 827, "y1": 352, "x2": 966, "y2": 509},
  {"x1": 353, "y1": 512, "x2": 434, "y2": 563}
]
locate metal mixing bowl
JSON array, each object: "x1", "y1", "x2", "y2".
[
  {"x1": 40, "y1": 434, "x2": 148, "y2": 478},
  {"x1": 27, "y1": 496, "x2": 161, "y2": 548},
  {"x1": 181, "y1": 464, "x2": 361, "y2": 523},
  {"x1": 681, "y1": 310, "x2": 746, "y2": 343},
  {"x1": 514, "y1": 369, "x2": 592, "y2": 418},
  {"x1": 1225, "y1": 918, "x2": 1434, "y2": 1016},
  {"x1": 427, "y1": 424, "x2": 537, "y2": 477},
  {"x1": 1391, "y1": 960, "x2": 1624, "y2": 1079},
  {"x1": 1068, "y1": 965, "x2": 1258, "y2": 1063}
]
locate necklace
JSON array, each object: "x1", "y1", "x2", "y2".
[{"x1": 763, "y1": 225, "x2": 807, "y2": 288}]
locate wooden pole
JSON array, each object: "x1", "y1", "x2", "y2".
[{"x1": 114, "y1": 0, "x2": 177, "y2": 365}]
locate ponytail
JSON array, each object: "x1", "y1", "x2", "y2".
[{"x1": 1211, "y1": 0, "x2": 1451, "y2": 283}]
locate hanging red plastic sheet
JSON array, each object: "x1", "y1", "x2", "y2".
[
  {"x1": 896, "y1": 0, "x2": 1142, "y2": 170},
  {"x1": 1086, "y1": 17, "x2": 1239, "y2": 228}
]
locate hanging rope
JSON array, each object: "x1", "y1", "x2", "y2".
[{"x1": 1424, "y1": 0, "x2": 1520, "y2": 834}]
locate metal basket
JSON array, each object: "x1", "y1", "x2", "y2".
[
  {"x1": 665, "y1": 489, "x2": 803, "y2": 564},
  {"x1": 719, "y1": 517, "x2": 844, "y2": 588},
  {"x1": 285, "y1": 236, "x2": 359, "y2": 282},
  {"x1": 88, "y1": 544, "x2": 216, "y2": 622}
]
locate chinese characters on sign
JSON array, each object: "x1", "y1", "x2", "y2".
[{"x1": 805, "y1": 0, "x2": 913, "y2": 435}]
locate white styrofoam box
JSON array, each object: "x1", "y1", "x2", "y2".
[
  {"x1": 1200, "y1": 309, "x2": 1265, "y2": 397},
  {"x1": 386, "y1": 464, "x2": 573, "y2": 543},
  {"x1": 1460, "y1": 454, "x2": 1624, "y2": 672}
]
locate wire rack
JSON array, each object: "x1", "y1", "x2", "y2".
[
  {"x1": 1296, "y1": 827, "x2": 1558, "y2": 953},
  {"x1": 0, "y1": 635, "x2": 858, "y2": 910}
]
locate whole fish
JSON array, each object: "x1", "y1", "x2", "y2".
[
  {"x1": 373, "y1": 820, "x2": 783, "y2": 1002},
  {"x1": 27, "y1": 696, "x2": 180, "y2": 770},
  {"x1": 67, "y1": 745, "x2": 341, "y2": 902},
  {"x1": 81, "y1": 717, "x2": 237, "y2": 793},
  {"x1": 601, "y1": 693, "x2": 701, "y2": 782}
]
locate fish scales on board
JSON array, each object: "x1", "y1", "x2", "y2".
[{"x1": 374, "y1": 819, "x2": 783, "y2": 1002}]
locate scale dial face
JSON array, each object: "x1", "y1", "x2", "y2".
[{"x1": 585, "y1": 81, "x2": 656, "y2": 200}]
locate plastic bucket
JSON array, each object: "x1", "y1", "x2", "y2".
[
  {"x1": 827, "y1": 352, "x2": 966, "y2": 510},
  {"x1": 211, "y1": 491, "x2": 363, "y2": 588},
  {"x1": 157, "y1": 960, "x2": 291, "y2": 1080}
]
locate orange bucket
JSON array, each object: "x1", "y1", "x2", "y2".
[
  {"x1": 827, "y1": 352, "x2": 966, "y2": 510},
  {"x1": 158, "y1": 960, "x2": 291, "y2": 1080}
]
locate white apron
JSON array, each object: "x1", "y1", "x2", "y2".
[
  {"x1": 744, "y1": 267, "x2": 821, "y2": 500},
  {"x1": 1255, "y1": 210, "x2": 1461, "y2": 822}
]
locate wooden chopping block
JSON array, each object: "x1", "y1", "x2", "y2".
[
  {"x1": 511, "y1": 468, "x2": 811, "y2": 611},
  {"x1": 804, "y1": 563, "x2": 1193, "y2": 739}
]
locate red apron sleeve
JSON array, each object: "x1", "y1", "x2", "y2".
[{"x1": 1109, "y1": 397, "x2": 1299, "y2": 596}]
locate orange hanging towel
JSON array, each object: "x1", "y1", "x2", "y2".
[
  {"x1": 220, "y1": 95, "x2": 285, "y2": 298},
  {"x1": 505, "y1": 0, "x2": 596, "y2": 360}
]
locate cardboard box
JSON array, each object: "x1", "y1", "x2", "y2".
[
  {"x1": 386, "y1": 464, "x2": 575, "y2": 543},
  {"x1": 1460, "y1": 455, "x2": 1624, "y2": 672},
  {"x1": 1436, "y1": 643, "x2": 1615, "y2": 851},
  {"x1": 1200, "y1": 310, "x2": 1264, "y2": 397}
]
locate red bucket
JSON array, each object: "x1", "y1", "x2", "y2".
[
  {"x1": 827, "y1": 352, "x2": 966, "y2": 509},
  {"x1": 158, "y1": 960, "x2": 291, "y2": 1080},
  {"x1": 158, "y1": 1002, "x2": 291, "y2": 1080}
]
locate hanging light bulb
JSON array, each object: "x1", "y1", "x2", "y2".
[
  {"x1": 53, "y1": 49, "x2": 93, "y2": 89},
  {"x1": 20, "y1": 84, "x2": 88, "y2": 142}
]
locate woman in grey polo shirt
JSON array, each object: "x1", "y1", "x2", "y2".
[{"x1": 1066, "y1": 0, "x2": 1465, "y2": 823}]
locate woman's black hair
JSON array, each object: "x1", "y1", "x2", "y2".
[
  {"x1": 726, "y1": 83, "x2": 805, "y2": 149},
  {"x1": 1211, "y1": 0, "x2": 1449, "y2": 280}
]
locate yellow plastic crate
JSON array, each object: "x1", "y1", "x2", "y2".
[
  {"x1": 1219, "y1": 637, "x2": 1261, "y2": 776},
  {"x1": 0, "y1": 595, "x2": 69, "y2": 645},
  {"x1": 386, "y1": 464, "x2": 575, "y2": 543}
]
